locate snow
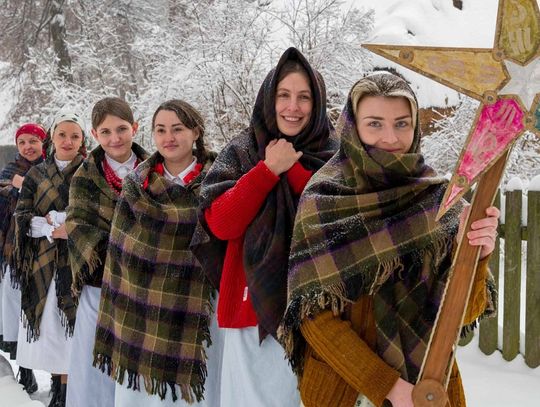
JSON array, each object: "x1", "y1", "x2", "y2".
[
  {"x1": 529, "y1": 174, "x2": 540, "y2": 191},
  {"x1": 0, "y1": 354, "x2": 49, "y2": 405},
  {"x1": 506, "y1": 176, "x2": 525, "y2": 192},
  {"x1": 458, "y1": 335, "x2": 540, "y2": 407}
]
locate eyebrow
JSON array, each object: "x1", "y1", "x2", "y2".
[
  {"x1": 276, "y1": 87, "x2": 311, "y2": 94},
  {"x1": 155, "y1": 123, "x2": 183, "y2": 127},
  {"x1": 362, "y1": 115, "x2": 411, "y2": 120}
]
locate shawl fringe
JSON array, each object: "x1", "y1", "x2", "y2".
[
  {"x1": 93, "y1": 353, "x2": 208, "y2": 403},
  {"x1": 279, "y1": 238, "x2": 453, "y2": 376},
  {"x1": 71, "y1": 251, "x2": 102, "y2": 299}
]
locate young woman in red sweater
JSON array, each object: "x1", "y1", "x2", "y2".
[{"x1": 191, "y1": 47, "x2": 337, "y2": 406}]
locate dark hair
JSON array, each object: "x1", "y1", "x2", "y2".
[
  {"x1": 152, "y1": 99, "x2": 208, "y2": 164},
  {"x1": 276, "y1": 60, "x2": 311, "y2": 88},
  {"x1": 92, "y1": 97, "x2": 135, "y2": 129}
]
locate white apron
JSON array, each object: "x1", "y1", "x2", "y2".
[
  {"x1": 66, "y1": 286, "x2": 115, "y2": 407},
  {"x1": 16, "y1": 278, "x2": 73, "y2": 373},
  {"x1": 1, "y1": 267, "x2": 21, "y2": 342},
  {"x1": 219, "y1": 326, "x2": 300, "y2": 407}
]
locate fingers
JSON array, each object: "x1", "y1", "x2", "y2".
[
  {"x1": 295, "y1": 151, "x2": 303, "y2": 160},
  {"x1": 267, "y1": 139, "x2": 278, "y2": 148},
  {"x1": 469, "y1": 206, "x2": 500, "y2": 231}
]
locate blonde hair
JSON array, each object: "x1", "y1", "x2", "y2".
[{"x1": 351, "y1": 72, "x2": 418, "y2": 130}]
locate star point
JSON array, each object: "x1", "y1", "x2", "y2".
[{"x1": 499, "y1": 56, "x2": 540, "y2": 111}]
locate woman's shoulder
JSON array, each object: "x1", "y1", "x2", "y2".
[
  {"x1": 25, "y1": 160, "x2": 49, "y2": 180},
  {"x1": 303, "y1": 150, "x2": 346, "y2": 195},
  {"x1": 218, "y1": 129, "x2": 256, "y2": 156}
]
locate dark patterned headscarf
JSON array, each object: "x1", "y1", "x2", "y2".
[{"x1": 191, "y1": 47, "x2": 338, "y2": 339}]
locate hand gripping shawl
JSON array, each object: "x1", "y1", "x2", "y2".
[
  {"x1": 14, "y1": 154, "x2": 84, "y2": 340},
  {"x1": 0, "y1": 154, "x2": 43, "y2": 279},
  {"x1": 66, "y1": 143, "x2": 149, "y2": 298},
  {"x1": 190, "y1": 47, "x2": 338, "y2": 340},
  {"x1": 93, "y1": 152, "x2": 214, "y2": 403},
  {"x1": 278, "y1": 75, "x2": 484, "y2": 384}
]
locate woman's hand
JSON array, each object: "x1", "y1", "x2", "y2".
[
  {"x1": 11, "y1": 174, "x2": 24, "y2": 189},
  {"x1": 386, "y1": 377, "x2": 414, "y2": 407},
  {"x1": 52, "y1": 224, "x2": 68, "y2": 240},
  {"x1": 458, "y1": 205, "x2": 500, "y2": 259},
  {"x1": 264, "y1": 138, "x2": 302, "y2": 176}
]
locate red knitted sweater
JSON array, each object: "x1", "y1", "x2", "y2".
[{"x1": 205, "y1": 160, "x2": 312, "y2": 328}]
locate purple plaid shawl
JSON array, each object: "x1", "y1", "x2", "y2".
[
  {"x1": 94, "y1": 152, "x2": 214, "y2": 403},
  {"x1": 191, "y1": 47, "x2": 337, "y2": 340},
  {"x1": 279, "y1": 76, "x2": 468, "y2": 383}
]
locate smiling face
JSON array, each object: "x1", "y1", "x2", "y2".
[
  {"x1": 92, "y1": 114, "x2": 137, "y2": 163},
  {"x1": 275, "y1": 72, "x2": 313, "y2": 137},
  {"x1": 16, "y1": 133, "x2": 43, "y2": 162},
  {"x1": 153, "y1": 109, "x2": 198, "y2": 169},
  {"x1": 355, "y1": 96, "x2": 415, "y2": 154},
  {"x1": 52, "y1": 121, "x2": 84, "y2": 161}
]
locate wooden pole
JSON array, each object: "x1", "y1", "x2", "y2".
[
  {"x1": 412, "y1": 151, "x2": 509, "y2": 407},
  {"x1": 479, "y1": 191, "x2": 501, "y2": 355},
  {"x1": 526, "y1": 189, "x2": 540, "y2": 368}
]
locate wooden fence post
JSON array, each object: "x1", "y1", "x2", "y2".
[
  {"x1": 526, "y1": 184, "x2": 540, "y2": 368},
  {"x1": 479, "y1": 190, "x2": 501, "y2": 355},
  {"x1": 503, "y1": 188, "x2": 522, "y2": 361}
]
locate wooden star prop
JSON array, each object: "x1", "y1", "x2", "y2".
[
  {"x1": 364, "y1": 0, "x2": 540, "y2": 221},
  {"x1": 363, "y1": 1, "x2": 540, "y2": 406}
]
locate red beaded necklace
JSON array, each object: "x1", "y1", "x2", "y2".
[{"x1": 102, "y1": 156, "x2": 139, "y2": 195}]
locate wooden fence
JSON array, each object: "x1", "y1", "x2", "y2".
[{"x1": 460, "y1": 182, "x2": 540, "y2": 369}]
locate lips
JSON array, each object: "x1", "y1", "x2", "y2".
[{"x1": 282, "y1": 116, "x2": 303, "y2": 123}]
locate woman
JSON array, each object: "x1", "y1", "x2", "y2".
[
  {"x1": 0, "y1": 123, "x2": 46, "y2": 394},
  {"x1": 190, "y1": 47, "x2": 337, "y2": 406},
  {"x1": 278, "y1": 71, "x2": 499, "y2": 407},
  {"x1": 93, "y1": 99, "x2": 221, "y2": 406},
  {"x1": 14, "y1": 113, "x2": 87, "y2": 407},
  {"x1": 65, "y1": 97, "x2": 148, "y2": 407}
]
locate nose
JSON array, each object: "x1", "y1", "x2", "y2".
[
  {"x1": 286, "y1": 97, "x2": 301, "y2": 111},
  {"x1": 111, "y1": 131, "x2": 121, "y2": 142},
  {"x1": 380, "y1": 128, "x2": 399, "y2": 144}
]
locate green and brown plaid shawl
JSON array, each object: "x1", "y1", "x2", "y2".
[
  {"x1": 279, "y1": 75, "x2": 468, "y2": 384},
  {"x1": 0, "y1": 154, "x2": 43, "y2": 280},
  {"x1": 14, "y1": 154, "x2": 84, "y2": 340},
  {"x1": 94, "y1": 152, "x2": 214, "y2": 403},
  {"x1": 191, "y1": 47, "x2": 337, "y2": 340},
  {"x1": 66, "y1": 143, "x2": 148, "y2": 298}
]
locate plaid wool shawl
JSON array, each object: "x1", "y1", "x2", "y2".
[
  {"x1": 279, "y1": 81, "x2": 466, "y2": 383},
  {"x1": 0, "y1": 154, "x2": 43, "y2": 277},
  {"x1": 94, "y1": 152, "x2": 214, "y2": 403},
  {"x1": 66, "y1": 143, "x2": 148, "y2": 298},
  {"x1": 191, "y1": 47, "x2": 337, "y2": 339},
  {"x1": 14, "y1": 155, "x2": 84, "y2": 339}
]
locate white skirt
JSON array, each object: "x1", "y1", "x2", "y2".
[
  {"x1": 1, "y1": 267, "x2": 21, "y2": 342},
  {"x1": 220, "y1": 326, "x2": 300, "y2": 407},
  {"x1": 66, "y1": 286, "x2": 115, "y2": 407},
  {"x1": 16, "y1": 278, "x2": 73, "y2": 373},
  {"x1": 0, "y1": 277, "x2": 3, "y2": 337},
  {"x1": 115, "y1": 297, "x2": 224, "y2": 407}
]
